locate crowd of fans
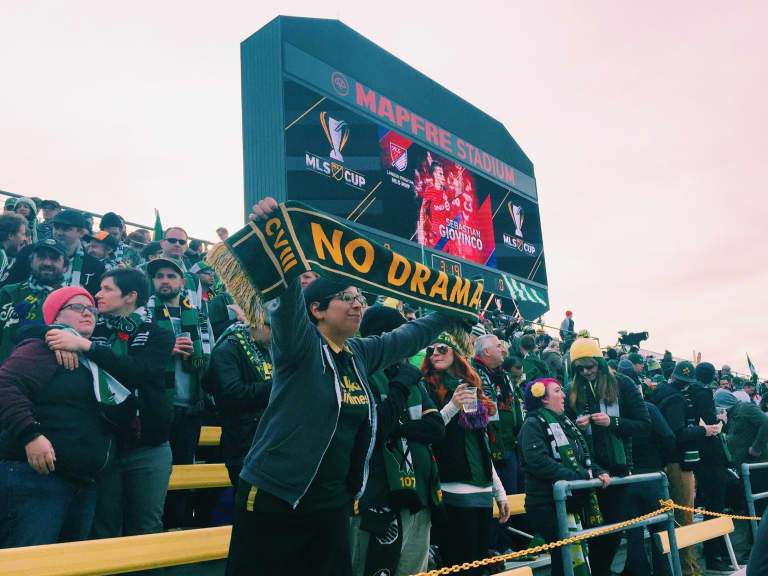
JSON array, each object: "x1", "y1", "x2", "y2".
[{"x1": 0, "y1": 194, "x2": 766, "y2": 576}]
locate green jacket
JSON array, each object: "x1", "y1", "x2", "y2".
[
  {"x1": 0, "y1": 282, "x2": 51, "y2": 363},
  {"x1": 726, "y1": 401, "x2": 768, "y2": 466},
  {"x1": 523, "y1": 352, "x2": 551, "y2": 383}
]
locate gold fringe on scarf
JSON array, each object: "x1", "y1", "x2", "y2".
[{"x1": 206, "y1": 242, "x2": 266, "y2": 328}]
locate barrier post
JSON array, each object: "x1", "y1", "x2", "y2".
[
  {"x1": 553, "y1": 473, "x2": 681, "y2": 576},
  {"x1": 742, "y1": 461, "x2": 768, "y2": 540}
]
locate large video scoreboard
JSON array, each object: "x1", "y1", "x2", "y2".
[{"x1": 241, "y1": 17, "x2": 549, "y2": 319}]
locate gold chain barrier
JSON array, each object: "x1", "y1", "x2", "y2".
[
  {"x1": 660, "y1": 498, "x2": 762, "y2": 521},
  {"x1": 409, "y1": 499, "x2": 762, "y2": 576}
]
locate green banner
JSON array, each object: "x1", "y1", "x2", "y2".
[{"x1": 207, "y1": 201, "x2": 484, "y2": 324}]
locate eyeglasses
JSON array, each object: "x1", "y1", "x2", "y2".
[
  {"x1": 61, "y1": 303, "x2": 98, "y2": 316},
  {"x1": 164, "y1": 238, "x2": 187, "y2": 245},
  {"x1": 575, "y1": 364, "x2": 598, "y2": 372},
  {"x1": 331, "y1": 291, "x2": 366, "y2": 306},
  {"x1": 426, "y1": 344, "x2": 451, "y2": 357}
]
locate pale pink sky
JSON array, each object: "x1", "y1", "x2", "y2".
[{"x1": 1, "y1": 2, "x2": 766, "y2": 375}]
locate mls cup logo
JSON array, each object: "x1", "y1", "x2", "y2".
[
  {"x1": 320, "y1": 111, "x2": 350, "y2": 162},
  {"x1": 508, "y1": 202, "x2": 524, "y2": 238}
]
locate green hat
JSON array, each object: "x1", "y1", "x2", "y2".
[
  {"x1": 4, "y1": 197, "x2": 16, "y2": 210},
  {"x1": 147, "y1": 257, "x2": 185, "y2": 277},
  {"x1": 652, "y1": 374, "x2": 666, "y2": 384},
  {"x1": 628, "y1": 353, "x2": 644, "y2": 365},
  {"x1": 672, "y1": 361, "x2": 696, "y2": 383}
]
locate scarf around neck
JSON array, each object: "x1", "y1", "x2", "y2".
[
  {"x1": 216, "y1": 322, "x2": 272, "y2": 381},
  {"x1": 538, "y1": 406, "x2": 603, "y2": 565},
  {"x1": 146, "y1": 294, "x2": 210, "y2": 373},
  {"x1": 63, "y1": 244, "x2": 84, "y2": 287}
]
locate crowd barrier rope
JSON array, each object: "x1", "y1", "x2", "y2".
[
  {"x1": 741, "y1": 461, "x2": 768, "y2": 540},
  {"x1": 0, "y1": 494, "x2": 759, "y2": 576},
  {"x1": 553, "y1": 473, "x2": 681, "y2": 576}
]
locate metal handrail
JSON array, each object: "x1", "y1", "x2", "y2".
[
  {"x1": 552, "y1": 472, "x2": 682, "y2": 576},
  {"x1": 741, "y1": 462, "x2": 768, "y2": 539},
  {"x1": 0, "y1": 189, "x2": 215, "y2": 247}
]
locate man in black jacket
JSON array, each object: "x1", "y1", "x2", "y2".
[
  {"x1": 623, "y1": 400, "x2": 676, "y2": 576},
  {"x1": 44, "y1": 267, "x2": 175, "y2": 541},
  {"x1": 651, "y1": 361, "x2": 721, "y2": 576},
  {"x1": 205, "y1": 317, "x2": 272, "y2": 490}
]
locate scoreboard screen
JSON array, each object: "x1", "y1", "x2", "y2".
[
  {"x1": 240, "y1": 18, "x2": 549, "y2": 317},
  {"x1": 284, "y1": 80, "x2": 547, "y2": 287}
]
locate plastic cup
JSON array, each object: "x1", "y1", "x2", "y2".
[
  {"x1": 462, "y1": 387, "x2": 478, "y2": 413},
  {"x1": 177, "y1": 331, "x2": 191, "y2": 340}
]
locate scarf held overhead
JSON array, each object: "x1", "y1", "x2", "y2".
[{"x1": 206, "y1": 201, "x2": 484, "y2": 324}]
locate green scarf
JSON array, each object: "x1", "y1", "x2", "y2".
[
  {"x1": 63, "y1": 245, "x2": 84, "y2": 287},
  {"x1": 539, "y1": 408, "x2": 603, "y2": 576},
  {"x1": 147, "y1": 295, "x2": 210, "y2": 373},
  {"x1": 53, "y1": 325, "x2": 136, "y2": 427},
  {"x1": 580, "y1": 376, "x2": 627, "y2": 472},
  {"x1": 206, "y1": 201, "x2": 484, "y2": 328}
]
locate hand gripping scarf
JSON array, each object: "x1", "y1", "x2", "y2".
[{"x1": 206, "y1": 201, "x2": 484, "y2": 327}]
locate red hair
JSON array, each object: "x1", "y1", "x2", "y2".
[{"x1": 421, "y1": 351, "x2": 496, "y2": 415}]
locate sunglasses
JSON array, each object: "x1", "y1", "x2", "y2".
[
  {"x1": 330, "y1": 291, "x2": 367, "y2": 306},
  {"x1": 164, "y1": 237, "x2": 187, "y2": 245},
  {"x1": 575, "y1": 364, "x2": 598, "y2": 372},
  {"x1": 61, "y1": 303, "x2": 98, "y2": 316},
  {"x1": 426, "y1": 344, "x2": 451, "y2": 357}
]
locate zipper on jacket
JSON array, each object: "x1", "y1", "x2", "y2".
[
  {"x1": 351, "y1": 356, "x2": 377, "y2": 499},
  {"x1": 97, "y1": 436, "x2": 113, "y2": 474},
  {"x1": 292, "y1": 343, "x2": 342, "y2": 508}
]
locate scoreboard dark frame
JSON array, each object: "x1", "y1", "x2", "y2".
[{"x1": 240, "y1": 16, "x2": 549, "y2": 319}]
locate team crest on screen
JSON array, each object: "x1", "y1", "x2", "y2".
[{"x1": 389, "y1": 142, "x2": 408, "y2": 172}]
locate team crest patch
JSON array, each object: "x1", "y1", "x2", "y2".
[{"x1": 389, "y1": 142, "x2": 408, "y2": 172}]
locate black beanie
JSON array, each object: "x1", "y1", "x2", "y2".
[
  {"x1": 100, "y1": 212, "x2": 123, "y2": 229},
  {"x1": 359, "y1": 304, "x2": 406, "y2": 337},
  {"x1": 695, "y1": 361, "x2": 716, "y2": 385},
  {"x1": 302, "y1": 277, "x2": 349, "y2": 324}
]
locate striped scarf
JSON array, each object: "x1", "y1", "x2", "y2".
[
  {"x1": 63, "y1": 245, "x2": 84, "y2": 287},
  {"x1": 146, "y1": 293, "x2": 211, "y2": 373}
]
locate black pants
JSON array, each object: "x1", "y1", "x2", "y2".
[
  {"x1": 623, "y1": 481, "x2": 672, "y2": 575},
  {"x1": 697, "y1": 463, "x2": 728, "y2": 562},
  {"x1": 588, "y1": 484, "x2": 628, "y2": 576},
  {"x1": 163, "y1": 407, "x2": 202, "y2": 529},
  {"x1": 437, "y1": 505, "x2": 491, "y2": 575},
  {"x1": 226, "y1": 500, "x2": 352, "y2": 576},
  {"x1": 527, "y1": 504, "x2": 564, "y2": 576}
]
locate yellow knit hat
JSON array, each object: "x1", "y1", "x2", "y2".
[{"x1": 570, "y1": 338, "x2": 603, "y2": 363}]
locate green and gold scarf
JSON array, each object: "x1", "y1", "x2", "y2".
[
  {"x1": 147, "y1": 295, "x2": 210, "y2": 373},
  {"x1": 206, "y1": 201, "x2": 484, "y2": 327},
  {"x1": 539, "y1": 408, "x2": 603, "y2": 576},
  {"x1": 215, "y1": 322, "x2": 272, "y2": 381}
]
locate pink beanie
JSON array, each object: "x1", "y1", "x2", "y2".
[{"x1": 43, "y1": 286, "x2": 95, "y2": 325}]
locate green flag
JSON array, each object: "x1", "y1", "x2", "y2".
[
  {"x1": 153, "y1": 209, "x2": 163, "y2": 241},
  {"x1": 748, "y1": 354, "x2": 759, "y2": 384}
]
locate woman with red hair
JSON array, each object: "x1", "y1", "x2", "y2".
[{"x1": 421, "y1": 333, "x2": 510, "y2": 573}]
